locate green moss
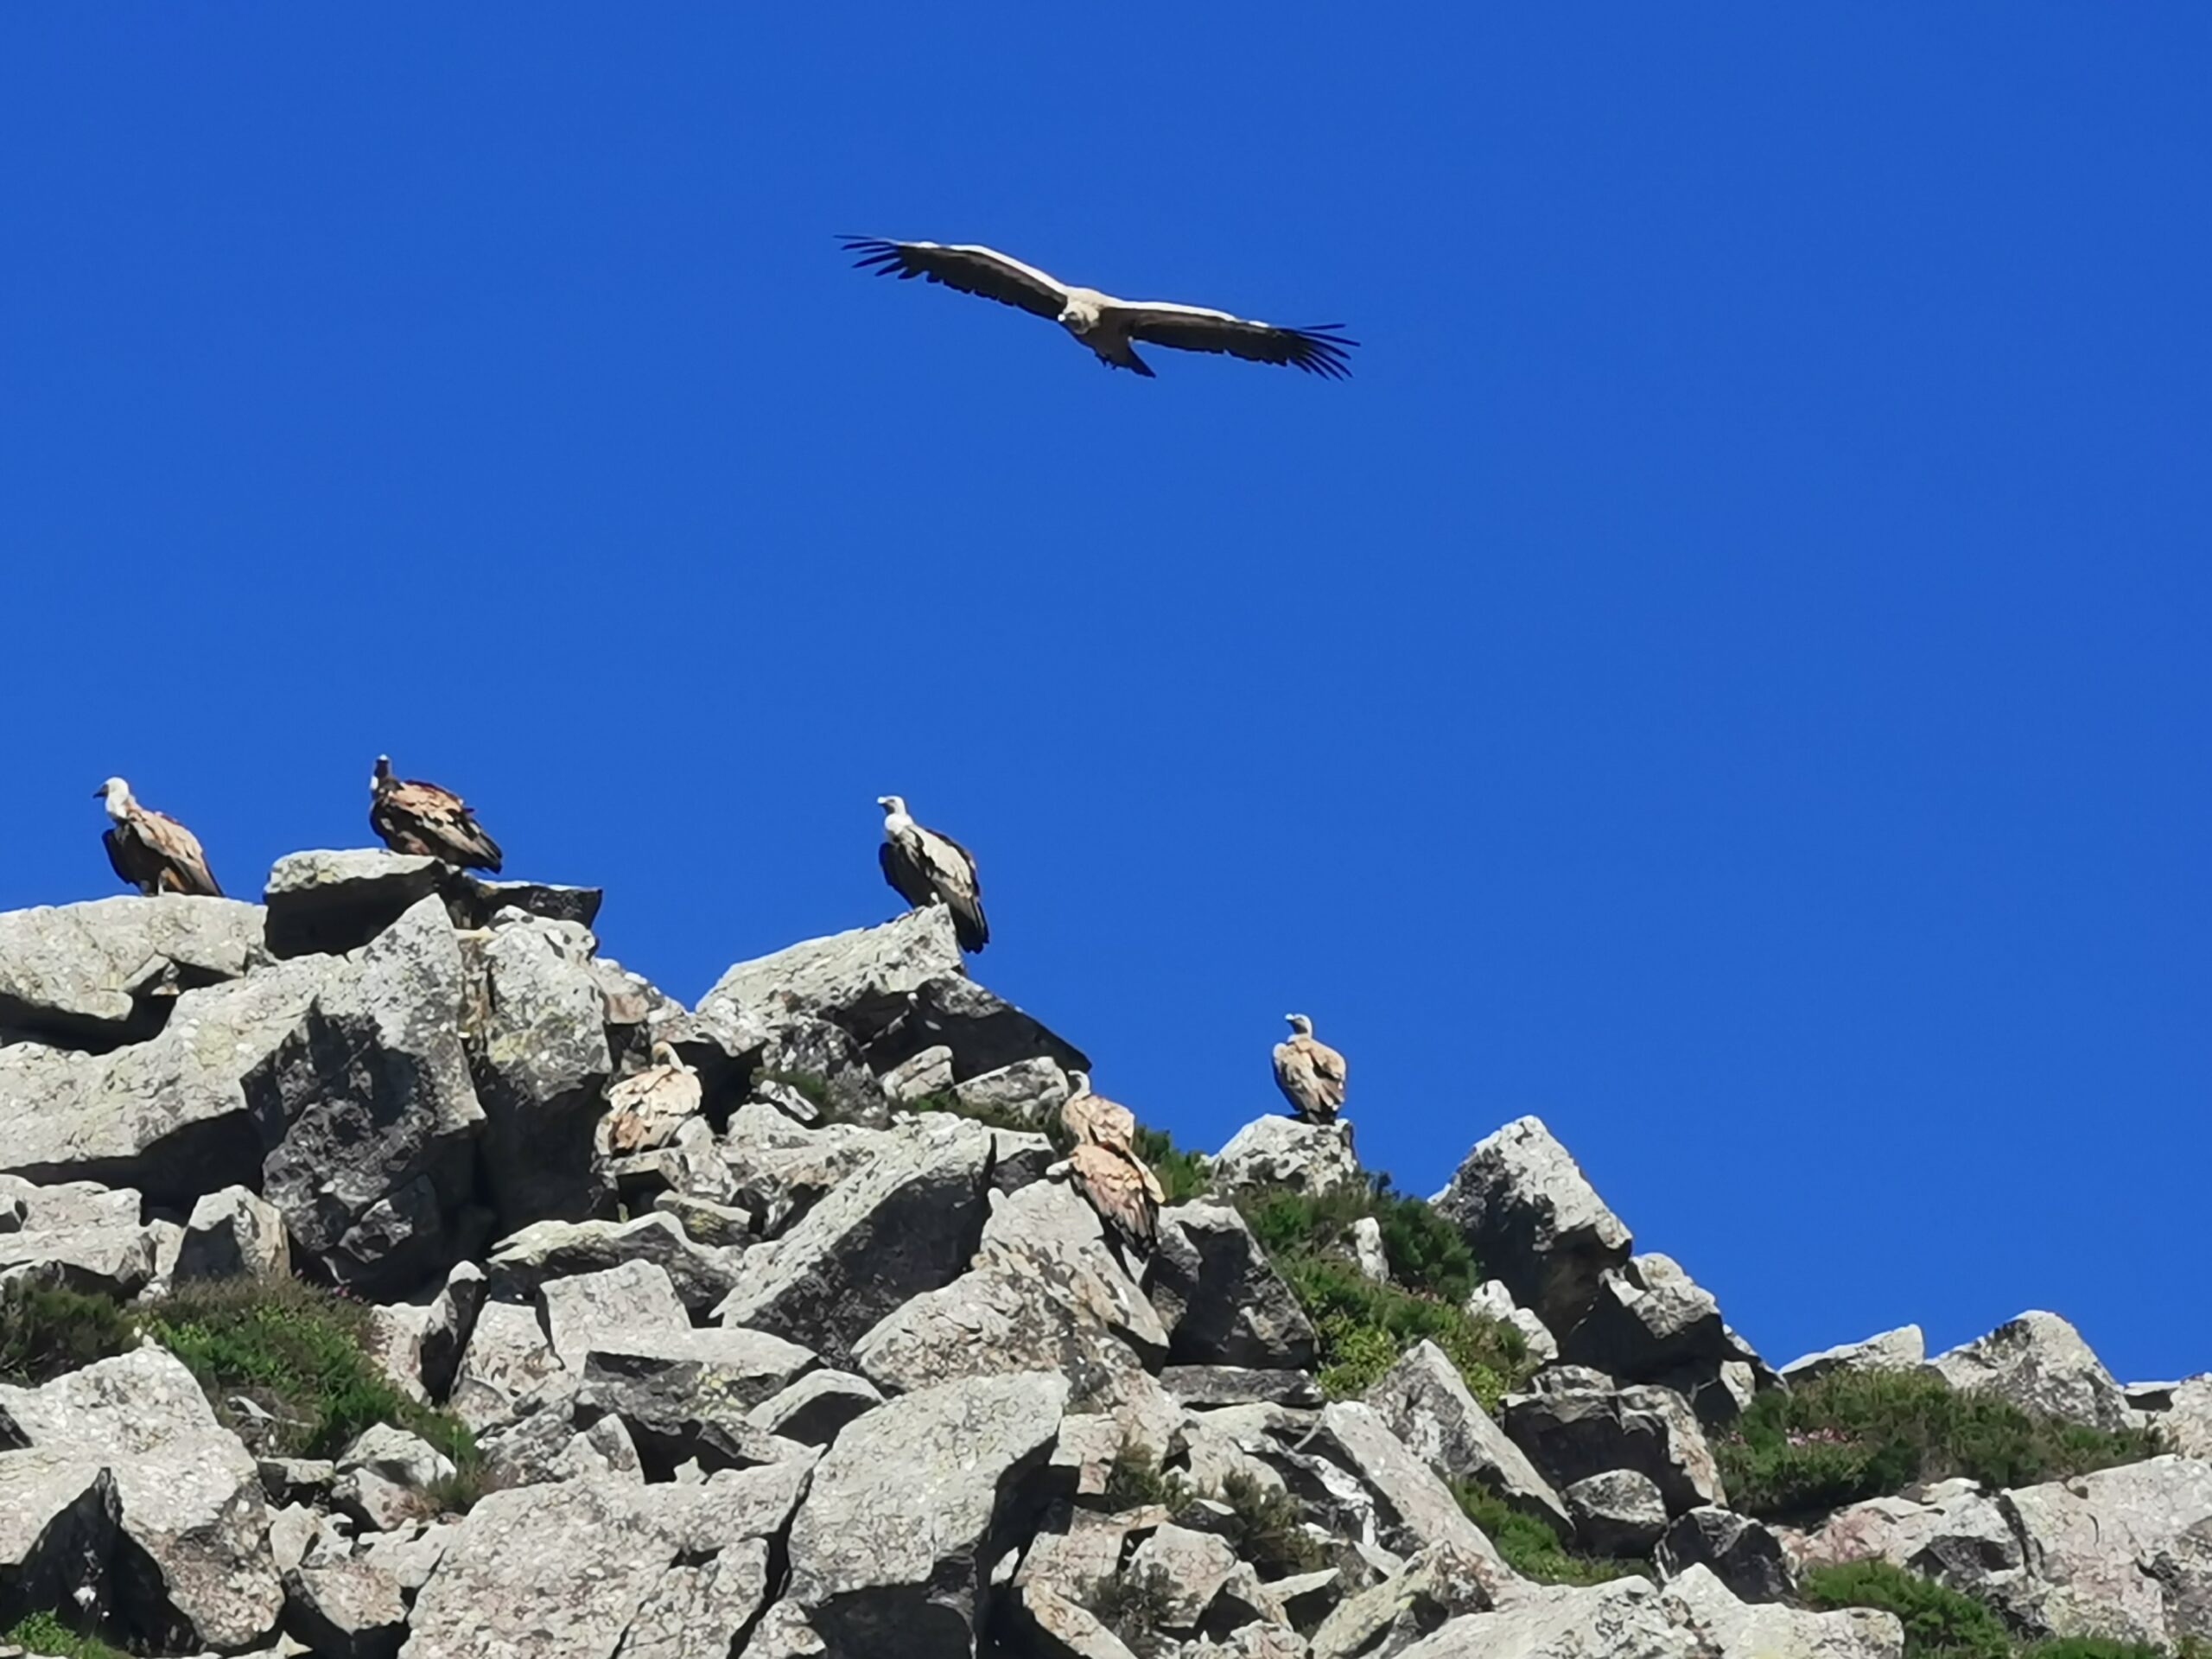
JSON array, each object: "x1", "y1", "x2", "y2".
[
  {"x1": 2, "y1": 1611, "x2": 131, "y2": 1658},
  {"x1": 1718, "y1": 1370, "x2": 2164, "y2": 1521},
  {"x1": 1278, "y1": 1253, "x2": 1529, "y2": 1408},
  {"x1": 0, "y1": 1281, "x2": 139, "y2": 1384},
  {"x1": 1804, "y1": 1561, "x2": 2014, "y2": 1659},
  {"x1": 1452, "y1": 1483, "x2": 1644, "y2": 1586}
]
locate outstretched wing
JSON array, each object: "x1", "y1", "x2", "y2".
[
  {"x1": 842, "y1": 238, "x2": 1071, "y2": 323},
  {"x1": 1116, "y1": 302, "x2": 1357, "y2": 379}
]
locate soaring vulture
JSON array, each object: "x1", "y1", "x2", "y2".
[
  {"x1": 371, "y1": 756, "x2": 504, "y2": 873},
  {"x1": 1051, "y1": 1143, "x2": 1164, "y2": 1252},
  {"x1": 1060, "y1": 1071, "x2": 1139, "y2": 1158},
  {"x1": 842, "y1": 238, "x2": 1357, "y2": 380},
  {"x1": 1273, "y1": 1014, "x2": 1348, "y2": 1124},
  {"x1": 97, "y1": 778, "x2": 222, "y2": 897},
  {"x1": 877, "y1": 795, "x2": 988, "y2": 952},
  {"x1": 597, "y1": 1041, "x2": 703, "y2": 1157}
]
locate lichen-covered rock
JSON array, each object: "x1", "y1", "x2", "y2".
[
  {"x1": 1667, "y1": 1564, "x2": 1905, "y2": 1659},
  {"x1": 952, "y1": 1057, "x2": 1071, "y2": 1127},
  {"x1": 1128, "y1": 1522, "x2": 1244, "y2": 1630},
  {"x1": 418, "y1": 1260, "x2": 487, "y2": 1402},
  {"x1": 262, "y1": 849, "x2": 448, "y2": 958},
  {"x1": 747, "y1": 1370, "x2": 884, "y2": 1447},
  {"x1": 864, "y1": 972, "x2": 1091, "y2": 1084},
  {"x1": 1656, "y1": 1507, "x2": 1795, "y2": 1604},
  {"x1": 0, "y1": 893, "x2": 267, "y2": 1046},
  {"x1": 174, "y1": 1183, "x2": 290, "y2": 1282},
  {"x1": 1562, "y1": 1470, "x2": 1669, "y2": 1557},
  {"x1": 1312, "y1": 1403, "x2": 1505, "y2": 1569},
  {"x1": 1433, "y1": 1116, "x2": 1631, "y2": 1337},
  {"x1": 1147, "y1": 1203, "x2": 1317, "y2": 1370},
  {"x1": 782, "y1": 1370, "x2": 1070, "y2": 1658},
  {"x1": 448, "y1": 1300, "x2": 564, "y2": 1433},
  {"x1": 577, "y1": 1339, "x2": 820, "y2": 1477},
  {"x1": 334, "y1": 1423, "x2": 457, "y2": 1533},
  {"x1": 1209, "y1": 1116, "x2": 1362, "y2": 1198},
  {"x1": 1309, "y1": 1542, "x2": 1506, "y2": 1659},
  {"x1": 536, "y1": 1258, "x2": 694, "y2": 1369},
  {"x1": 1502, "y1": 1376, "x2": 1724, "y2": 1517},
  {"x1": 0, "y1": 1175, "x2": 156, "y2": 1295},
  {"x1": 1779, "y1": 1325, "x2": 1926, "y2": 1386},
  {"x1": 487, "y1": 1212, "x2": 746, "y2": 1313},
  {"x1": 696, "y1": 908, "x2": 965, "y2": 1041},
  {"x1": 283, "y1": 1555, "x2": 410, "y2": 1659},
  {"x1": 715, "y1": 1115, "x2": 994, "y2": 1367},
  {"x1": 1164, "y1": 1366, "x2": 1325, "y2": 1410},
  {"x1": 1367, "y1": 1339, "x2": 1570, "y2": 1541},
  {"x1": 1465, "y1": 1278, "x2": 1560, "y2": 1366},
  {"x1": 1929, "y1": 1310, "x2": 2134, "y2": 1433}
]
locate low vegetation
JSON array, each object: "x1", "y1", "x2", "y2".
[
  {"x1": 1102, "y1": 1443, "x2": 1197, "y2": 1514},
  {"x1": 1133, "y1": 1125, "x2": 1212, "y2": 1205},
  {"x1": 1276, "y1": 1253, "x2": 1529, "y2": 1408},
  {"x1": 1084, "y1": 1562, "x2": 1179, "y2": 1659},
  {"x1": 1716, "y1": 1370, "x2": 2164, "y2": 1521},
  {"x1": 1452, "y1": 1483, "x2": 1645, "y2": 1586},
  {"x1": 0, "y1": 1278, "x2": 141, "y2": 1384},
  {"x1": 910, "y1": 1089, "x2": 1056, "y2": 1141},
  {"x1": 1, "y1": 1611, "x2": 130, "y2": 1659},
  {"x1": 1805, "y1": 1561, "x2": 2015, "y2": 1659},
  {"x1": 1217, "y1": 1469, "x2": 1327, "y2": 1575},
  {"x1": 1238, "y1": 1173, "x2": 1478, "y2": 1305}
]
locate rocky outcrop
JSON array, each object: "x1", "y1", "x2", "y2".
[
  {"x1": 1209, "y1": 1116, "x2": 1362, "y2": 1198},
  {"x1": 1780, "y1": 1325, "x2": 1926, "y2": 1385},
  {"x1": 1929, "y1": 1310, "x2": 2136, "y2": 1433},
  {"x1": 1367, "y1": 1339, "x2": 1571, "y2": 1540},
  {"x1": 0, "y1": 895, "x2": 267, "y2": 1047},
  {"x1": 1433, "y1": 1116, "x2": 1632, "y2": 1336},
  {"x1": 1147, "y1": 1202, "x2": 1318, "y2": 1370},
  {"x1": 1503, "y1": 1372, "x2": 1725, "y2": 1516}
]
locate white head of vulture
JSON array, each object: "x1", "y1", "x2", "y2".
[
  {"x1": 877, "y1": 794, "x2": 988, "y2": 952},
  {"x1": 96, "y1": 777, "x2": 222, "y2": 897}
]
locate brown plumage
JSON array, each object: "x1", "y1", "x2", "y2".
[
  {"x1": 596, "y1": 1040, "x2": 702, "y2": 1157},
  {"x1": 97, "y1": 778, "x2": 222, "y2": 897},
  {"x1": 1272, "y1": 1014, "x2": 1347, "y2": 1124},
  {"x1": 1059, "y1": 1071, "x2": 1139, "y2": 1157},
  {"x1": 370, "y1": 755, "x2": 504, "y2": 873},
  {"x1": 877, "y1": 794, "x2": 988, "y2": 952},
  {"x1": 1058, "y1": 1142, "x2": 1163, "y2": 1251}
]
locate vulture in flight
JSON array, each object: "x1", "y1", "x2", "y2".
[
  {"x1": 97, "y1": 778, "x2": 222, "y2": 897},
  {"x1": 597, "y1": 1041, "x2": 703, "y2": 1158},
  {"x1": 371, "y1": 756, "x2": 504, "y2": 873},
  {"x1": 1273, "y1": 1014, "x2": 1347, "y2": 1124},
  {"x1": 842, "y1": 238, "x2": 1357, "y2": 380},
  {"x1": 878, "y1": 795, "x2": 988, "y2": 952}
]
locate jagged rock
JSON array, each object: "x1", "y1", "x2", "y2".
[
  {"x1": 0, "y1": 1175, "x2": 156, "y2": 1295},
  {"x1": 1465, "y1": 1279, "x2": 1560, "y2": 1366},
  {"x1": 1366, "y1": 1340, "x2": 1571, "y2": 1541},
  {"x1": 0, "y1": 894, "x2": 268, "y2": 1046},
  {"x1": 1209, "y1": 1116, "x2": 1362, "y2": 1198},
  {"x1": 1148, "y1": 1203, "x2": 1318, "y2": 1370},
  {"x1": 1312, "y1": 1403, "x2": 1505, "y2": 1568},
  {"x1": 578, "y1": 1338, "x2": 821, "y2": 1477},
  {"x1": 715, "y1": 1115, "x2": 994, "y2": 1367},
  {"x1": 355, "y1": 1518, "x2": 456, "y2": 1598},
  {"x1": 1929, "y1": 1310, "x2": 2134, "y2": 1433},
  {"x1": 448, "y1": 1300, "x2": 564, "y2": 1432},
  {"x1": 254, "y1": 898, "x2": 486, "y2": 1295},
  {"x1": 1309, "y1": 1542, "x2": 1505, "y2": 1659},
  {"x1": 488, "y1": 1212, "x2": 745, "y2": 1313},
  {"x1": 954, "y1": 1057, "x2": 1071, "y2": 1126},
  {"x1": 1562, "y1": 1265, "x2": 1724, "y2": 1380},
  {"x1": 653, "y1": 1192, "x2": 758, "y2": 1246},
  {"x1": 443, "y1": 874, "x2": 603, "y2": 931},
  {"x1": 0, "y1": 957, "x2": 327, "y2": 1204},
  {"x1": 1562, "y1": 1470, "x2": 1669, "y2": 1556},
  {"x1": 1009, "y1": 1582, "x2": 1144, "y2": 1659},
  {"x1": 262, "y1": 849, "x2": 448, "y2": 958},
  {"x1": 697, "y1": 908, "x2": 965, "y2": 1043},
  {"x1": 1656, "y1": 1507, "x2": 1794, "y2": 1603},
  {"x1": 1502, "y1": 1376, "x2": 1724, "y2": 1516},
  {"x1": 403, "y1": 1463, "x2": 812, "y2": 1659},
  {"x1": 1433, "y1": 1116, "x2": 1631, "y2": 1338},
  {"x1": 719, "y1": 1108, "x2": 893, "y2": 1236},
  {"x1": 1667, "y1": 1565, "x2": 1905, "y2": 1659},
  {"x1": 0, "y1": 1347, "x2": 281, "y2": 1650},
  {"x1": 1128, "y1": 1522, "x2": 1244, "y2": 1630},
  {"x1": 880, "y1": 1044, "x2": 956, "y2": 1103},
  {"x1": 333, "y1": 1423, "x2": 455, "y2": 1532},
  {"x1": 783, "y1": 1370, "x2": 1070, "y2": 1657},
  {"x1": 282, "y1": 1557, "x2": 409, "y2": 1659},
  {"x1": 537, "y1": 1258, "x2": 693, "y2": 1369},
  {"x1": 1392, "y1": 1572, "x2": 1902, "y2": 1659},
  {"x1": 0, "y1": 1456, "x2": 122, "y2": 1641},
  {"x1": 1351, "y1": 1215, "x2": 1389, "y2": 1283},
  {"x1": 473, "y1": 1382, "x2": 645, "y2": 1490},
  {"x1": 175, "y1": 1184, "x2": 290, "y2": 1282},
  {"x1": 757, "y1": 1015, "x2": 893, "y2": 1129},
  {"x1": 1165, "y1": 1367, "x2": 1325, "y2": 1410},
  {"x1": 747, "y1": 1370, "x2": 884, "y2": 1446},
  {"x1": 1780, "y1": 1325, "x2": 1926, "y2": 1385},
  {"x1": 258, "y1": 1457, "x2": 337, "y2": 1506},
  {"x1": 471, "y1": 915, "x2": 615, "y2": 1228},
  {"x1": 868, "y1": 972, "x2": 1092, "y2": 1084},
  {"x1": 2156, "y1": 1376, "x2": 2212, "y2": 1457},
  {"x1": 418, "y1": 1260, "x2": 486, "y2": 1402},
  {"x1": 362, "y1": 1302, "x2": 431, "y2": 1404},
  {"x1": 982, "y1": 1179, "x2": 1170, "y2": 1357}
]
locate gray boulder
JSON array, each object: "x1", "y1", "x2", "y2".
[
  {"x1": 864, "y1": 972, "x2": 1091, "y2": 1084},
  {"x1": 1503, "y1": 1376, "x2": 1724, "y2": 1516},
  {"x1": 487, "y1": 1212, "x2": 746, "y2": 1313},
  {"x1": 697, "y1": 907, "x2": 965, "y2": 1043},
  {"x1": 783, "y1": 1370, "x2": 1070, "y2": 1658},
  {"x1": 754, "y1": 1015, "x2": 892, "y2": 1129},
  {"x1": 0, "y1": 1456, "x2": 124, "y2": 1643},
  {"x1": 952, "y1": 1057, "x2": 1071, "y2": 1127},
  {"x1": 448, "y1": 1300, "x2": 565, "y2": 1433},
  {"x1": 1147, "y1": 1203, "x2": 1318, "y2": 1370},
  {"x1": 0, "y1": 1346, "x2": 281, "y2": 1651},
  {"x1": 283, "y1": 1557, "x2": 410, "y2": 1659},
  {"x1": 252, "y1": 897, "x2": 486, "y2": 1295},
  {"x1": 1209, "y1": 1116, "x2": 1362, "y2": 1198},
  {"x1": 262, "y1": 849, "x2": 448, "y2": 958},
  {"x1": 334, "y1": 1423, "x2": 456, "y2": 1532},
  {"x1": 1466, "y1": 1278, "x2": 1560, "y2": 1365},
  {"x1": 417, "y1": 1260, "x2": 487, "y2": 1402},
  {"x1": 1366, "y1": 1340, "x2": 1570, "y2": 1541},
  {"x1": 174, "y1": 1183, "x2": 290, "y2": 1282},
  {"x1": 0, "y1": 894, "x2": 266, "y2": 1046},
  {"x1": 1563, "y1": 1470, "x2": 1669, "y2": 1556},
  {"x1": 879, "y1": 1043, "x2": 955, "y2": 1103},
  {"x1": 1432, "y1": 1116, "x2": 1632, "y2": 1337},
  {"x1": 1352, "y1": 1214, "x2": 1390, "y2": 1282},
  {"x1": 747, "y1": 1370, "x2": 885, "y2": 1447},
  {"x1": 2154, "y1": 1376, "x2": 2212, "y2": 1458},
  {"x1": 1312, "y1": 1402, "x2": 1506, "y2": 1568},
  {"x1": 1561, "y1": 1264, "x2": 1726, "y2": 1381},
  {"x1": 1929, "y1": 1311, "x2": 2135, "y2": 1433},
  {"x1": 403, "y1": 1462, "x2": 812, "y2": 1659},
  {"x1": 0, "y1": 1176, "x2": 156, "y2": 1296},
  {"x1": 578, "y1": 1345, "x2": 817, "y2": 1477},
  {"x1": 1126, "y1": 1522, "x2": 1245, "y2": 1631},
  {"x1": 1310, "y1": 1542, "x2": 1506, "y2": 1659},
  {"x1": 443, "y1": 873, "x2": 603, "y2": 931},
  {"x1": 536, "y1": 1258, "x2": 693, "y2": 1369},
  {"x1": 718, "y1": 1108, "x2": 893, "y2": 1236},
  {"x1": 1668, "y1": 1565, "x2": 1907, "y2": 1659},
  {"x1": 1656, "y1": 1507, "x2": 1795, "y2": 1603},
  {"x1": 1164, "y1": 1366, "x2": 1325, "y2": 1410},
  {"x1": 1780, "y1": 1325, "x2": 1927, "y2": 1386},
  {"x1": 715, "y1": 1115, "x2": 995, "y2": 1367}
]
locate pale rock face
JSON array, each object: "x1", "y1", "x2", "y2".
[
  {"x1": 1210, "y1": 1115, "x2": 1363, "y2": 1198},
  {"x1": 1365, "y1": 1339, "x2": 1572, "y2": 1541},
  {"x1": 1780, "y1": 1325, "x2": 1927, "y2": 1384},
  {"x1": 1929, "y1": 1310, "x2": 2135, "y2": 1434},
  {"x1": 1432, "y1": 1116, "x2": 1632, "y2": 1337},
  {"x1": 0, "y1": 893, "x2": 268, "y2": 1045}
]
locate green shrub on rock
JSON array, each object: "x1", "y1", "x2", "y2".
[
  {"x1": 1452, "y1": 1483, "x2": 1643, "y2": 1586},
  {"x1": 1802, "y1": 1560, "x2": 2014, "y2": 1659},
  {"x1": 0, "y1": 1281, "x2": 139, "y2": 1384},
  {"x1": 1278, "y1": 1254, "x2": 1527, "y2": 1407}
]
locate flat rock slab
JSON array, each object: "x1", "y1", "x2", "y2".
[
  {"x1": 696, "y1": 907, "x2": 964, "y2": 1040},
  {"x1": 263, "y1": 849, "x2": 450, "y2": 958},
  {"x1": 1780, "y1": 1325, "x2": 1926, "y2": 1386},
  {"x1": 0, "y1": 894, "x2": 267, "y2": 1046},
  {"x1": 489, "y1": 1213, "x2": 746, "y2": 1313}
]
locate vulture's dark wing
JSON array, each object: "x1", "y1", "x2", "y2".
[
  {"x1": 377, "y1": 779, "x2": 502, "y2": 873},
  {"x1": 880, "y1": 838, "x2": 935, "y2": 910},
  {"x1": 104, "y1": 827, "x2": 148, "y2": 893},
  {"x1": 842, "y1": 238, "x2": 1071, "y2": 323},
  {"x1": 1116, "y1": 302, "x2": 1357, "y2": 379},
  {"x1": 917, "y1": 825, "x2": 989, "y2": 951}
]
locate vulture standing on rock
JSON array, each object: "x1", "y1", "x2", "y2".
[
  {"x1": 97, "y1": 778, "x2": 222, "y2": 897},
  {"x1": 842, "y1": 238, "x2": 1357, "y2": 381},
  {"x1": 1060, "y1": 1071, "x2": 1139, "y2": 1157},
  {"x1": 1273, "y1": 1014, "x2": 1347, "y2": 1123},
  {"x1": 370, "y1": 756, "x2": 504, "y2": 873},
  {"x1": 877, "y1": 795, "x2": 988, "y2": 952},
  {"x1": 597, "y1": 1041, "x2": 702, "y2": 1157},
  {"x1": 1052, "y1": 1072, "x2": 1165, "y2": 1250}
]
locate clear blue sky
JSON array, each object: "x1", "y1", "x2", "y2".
[{"x1": 3, "y1": 9, "x2": 2206, "y2": 1382}]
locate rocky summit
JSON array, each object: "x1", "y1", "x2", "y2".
[{"x1": 0, "y1": 851, "x2": 2203, "y2": 1659}]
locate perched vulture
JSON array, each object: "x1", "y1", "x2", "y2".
[
  {"x1": 96, "y1": 778, "x2": 221, "y2": 897},
  {"x1": 1060, "y1": 1071, "x2": 1139, "y2": 1158},
  {"x1": 877, "y1": 794, "x2": 988, "y2": 952},
  {"x1": 1052, "y1": 1142, "x2": 1163, "y2": 1252},
  {"x1": 596, "y1": 1040, "x2": 702, "y2": 1157},
  {"x1": 370, "y1": 755, "x2": 504, "y2": 873},
  {"x1": 1272, "y1": 1014, "x2": 1347, "y2": 1124},
  {"x1": 843, "y1": 238, "x2": 1357, "y2": 381}
]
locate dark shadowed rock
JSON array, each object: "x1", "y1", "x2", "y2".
[
  {"x1": 1502, "y1": 1376, "x2": 1724, "y2": 1517},
  {"x1": 1366, "y1": 1340, "x2": 1570, "y2": 1541},
  {"x1": 0, "y1": 895, "x2": 267, "y2": 1048},
  {"x1": 865, "y1": 972, "x2": 1091, "y2": 1084},
  {"x1": 754, "y1": 1015, "x2": 891, "y2": 1129},
  {"x1": 1311, "y1": 1403, "x2": 1507, "y2": 1569},
  {"x1": 1147, "y1": 1203, "x2": 1317, "y2": 1370},
  {"x1": 715, "y1": 1115, "x2": 994, "y2": 1367},
  {"x1": 263, "y1": 849, "x2": 448, "y2": 958},
  {"x1": 417, "y1": 1261, "x2": 487, "y2": 1402},
  {"x1": 1563, "y1": 1470, "x2": 1669, "y2": 1556},
  {"x1": 1656, "y1": 1507, "x2": 1795, "y2": 1604},
  {"x1": 1433, "y1": 1116, "x2": 1632, "y2": 1339},
  {"x1": 174, "y1": 1183, "x2": 289, "y2": 1283},
  {"x1": 747, "y1": 1370, "x2": 885, "y2": 1447},
  {"x1": 1929, "y1": 1311, "x2": 2135, "y2": 1433},
  {"x1": 1309, "y1": 1543, "x2": 1507, "y2": 1659},
  {"x1": 1562, "y1": 1264, "x2": 1726, "y2": 1382},
  {"x1": 578, "y1": 1347, "x2": 817, "y2": 1477},
  {"x1": 783, "y1": 1370, "x2": 1069, "y2": 1659},
  {"x1": 0, "y1": 1457, "x2": 123, "y2": 1642},
  {"x1": 1210, "y1": 1116, "x2": 1363, "y2": 1198},
  {"x1": 443, "y1": 874, "x2": 603, "y2": 931}
]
